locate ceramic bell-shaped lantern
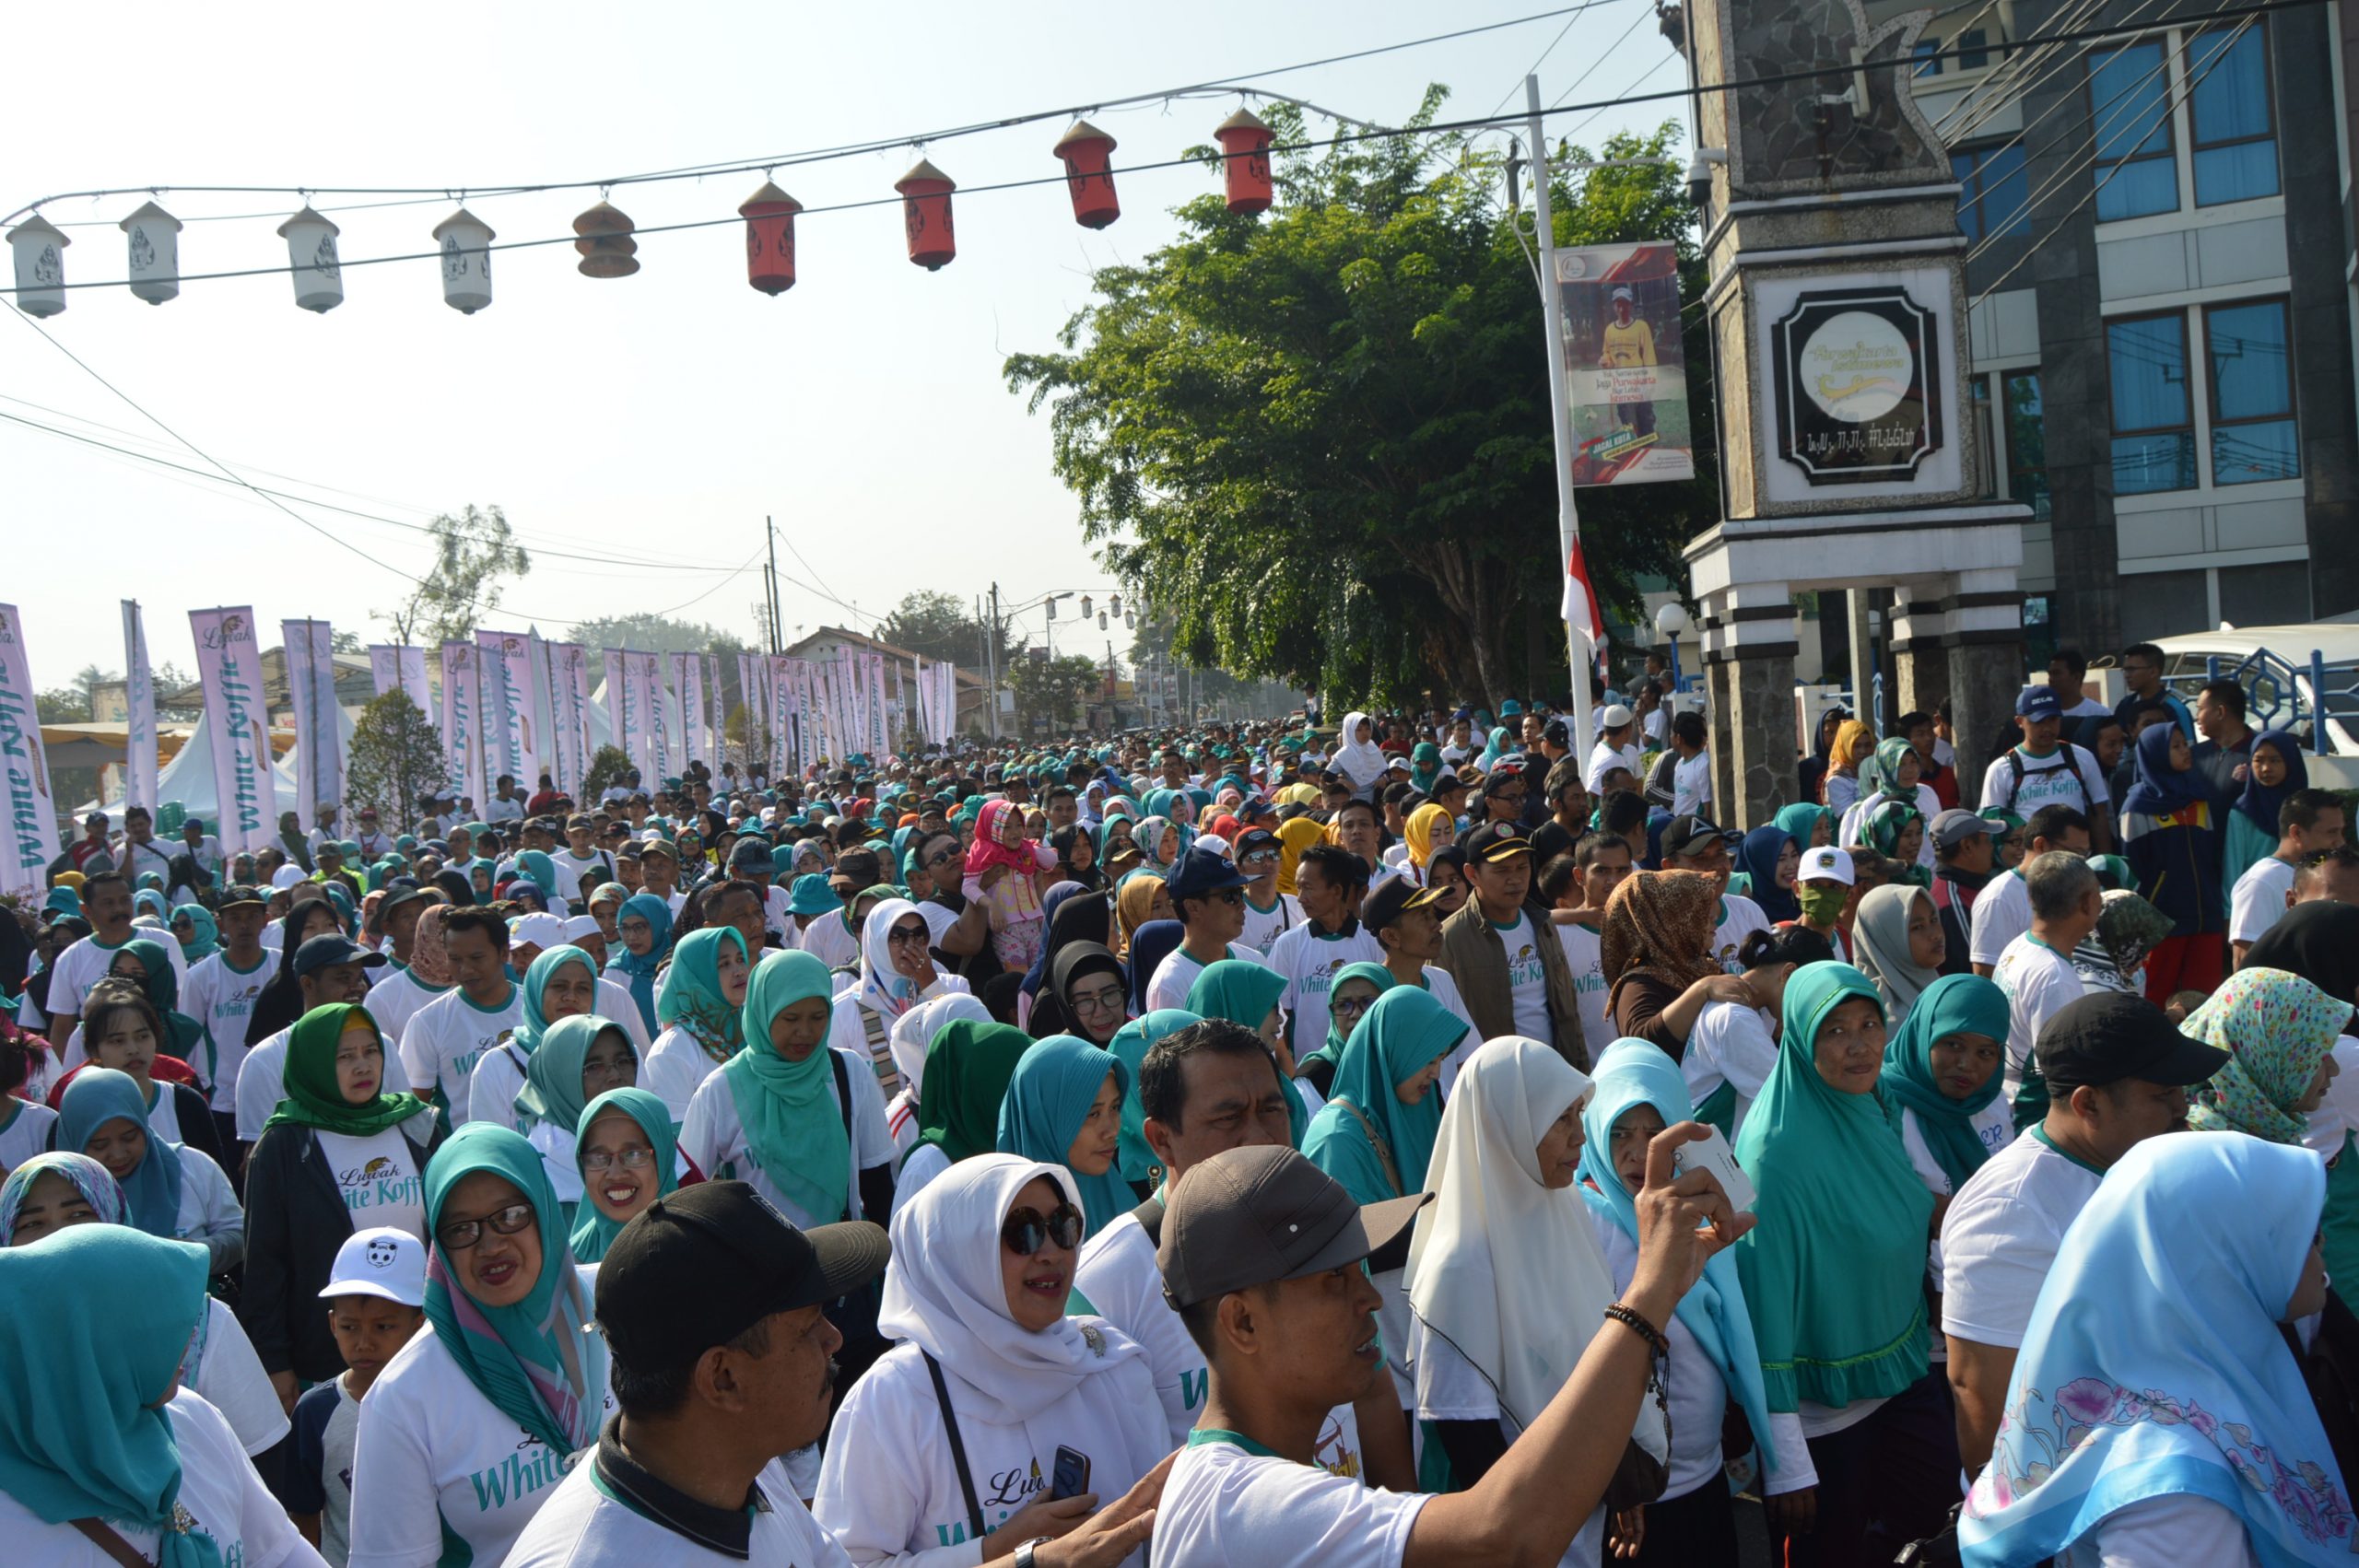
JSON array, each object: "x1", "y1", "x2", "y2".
[
  {"x1": 6, "y1": 215, "x2": 70, "y2": 318},
  {"x1": 1053, "y1": 120, "x2": 1121, "y2": 229},
  {"x1": 895, "y1": 158, "x2": 957, "y2": 271},
  {"x1": 278, "y1": 206, "x2": 344, "y2": 312},
  {"x1": 433, "y1": 207, "x2": 495, "y2": 313},
  {"x1": 1215, "y1": 109, "x2": 1276, "y2": 215},
  {"x1": 120, "y1": 202, "x2": 182, "y2": 306},
  {"x1": 739, "y1": 182, "x2": 803, "y2": 295},
  {"x1": 573, "y1": 202, "x2": 639, "y2": 279}
]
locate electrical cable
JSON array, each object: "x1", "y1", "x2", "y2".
[{"x1": 1550, "y1": 6, "x2": 1660, "y2": 108}]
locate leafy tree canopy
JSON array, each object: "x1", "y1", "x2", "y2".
[{"x1": 873, "y1": 591, "x2": 1014, "y2": 670}]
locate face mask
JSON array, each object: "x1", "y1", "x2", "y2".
[{"x1": 1796, "y1": 884, "x2": 1849, "y2": 924}]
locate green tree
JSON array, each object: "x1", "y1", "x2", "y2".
[
  {"x1": 381, "y1": 505, "x2": 532, "y2": 649},
  {"x1": 1005, "y1": 99, "x2": 1709, "y2": 709},
  {"x1": 582, "y1": 744, "x2": 634, "y2": 802},
  {"x1": 1008, "y1": 653, "x2": 1103, "y2": 733},
  {"x1": 874, "y1": 591, "x2": 1012, "y2": 670},
  {"x1": 345, "y1": 690, "x2": 444, "y2": 825}
]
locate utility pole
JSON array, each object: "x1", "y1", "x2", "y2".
[
  {"x1": 764, "y1": 517, "x2": 783, "y2": 656},
  {"x1": 987, "y1": 582, "x2": 1003, "y2": 741}
]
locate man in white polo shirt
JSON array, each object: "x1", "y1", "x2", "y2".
[
  {"x1": 504, "y1": 1181, "x2": 899, "y2": 1568},
  {"x1": 1990, "y1": 851, "x2": 2102, "y2": 1110},
  {"x1": 2229, "y1": 788, "x2": 2347, "y2": 965},
  {"x1": 1942, "y1": 992, "x2": 2224, "y2": 1474},
  {"x1": 1967, "y1": 805, "x2": 2092, "y2": 977}
]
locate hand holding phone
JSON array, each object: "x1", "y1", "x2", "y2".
[
  {"x1": 1672, "y1": 1124, "x2": 1756, "y2": 1214},
  {"x1": 1050, "y1": 1445, "x2": 1092, "y2": 1502}
]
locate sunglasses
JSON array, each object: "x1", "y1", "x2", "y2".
[
  {"x1": 437, "y1": 1202, "x2": 535, "y2": 1251},
  {"x1": 1208, "y1": 887, "x2": 1244, "y2": 906},
  {"x1": 886, "y1": 922, "x2": 932, "y2": 946},
  {"x1": 923, "y1": 848, "x2": 960, "y2": 871},
  {"x1": 1003, "y1": 1203, "x2": 1086, "y2": 1256}
]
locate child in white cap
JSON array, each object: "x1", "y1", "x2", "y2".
[{"x1": 287, "y1": 1226, "x2": 428, "y2": 1567}]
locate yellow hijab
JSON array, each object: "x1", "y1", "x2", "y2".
[
  {"x1": 1405, "y1": 802, "x2": 1453, "y2": 870},
  {"x1": 1275, "y1": 816, "x2": 1328, "y2": 897}
]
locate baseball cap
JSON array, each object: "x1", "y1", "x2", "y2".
[
  {"x1": 1158, "y1": 1145, "x2": 1429, "y2": 1312},
  {"x1": 1929, "y1": 808, "x2": 1994, "y2": 850},
  {"x1": 1543, "y1": 717, "x2": 1571, "y2": 749},
  {"x1": 214, "y1": 884, "x2": 266, "y2": 911},
  {"x1": 1462, "y1": 822, "x2": 1533, "y2": 863},
  {"x1": 831, "y1": 848, "x2": 884, "y2": 891},
  {"x1": 2015, "y1": 685, "x2": 2063, "y2": 720},
  {"x1": 1796, "y1": 846, "x2": 1855, "y2": 885},
  {"x1": 2035, "y1": 992, "x2": 2230, "y2": 1092},
  {"x1": 596, "y1": 1181, "x2": 889, "y2": 1375},
  {"x1": 1431, "y1": 768, "x2": 1466, "y2": 795},
  {"x1": 511, "y1": 911, "x2": 566, "y2": 951},
  {"x1": 293, "y1": 933, "x2": 387, "y2": 977},
  {"x1": 1480, "y1": 765, "x2": 1523, "y2": 797},
  {"x1": 1234, "y1": 826, "x2": 1282, "y2": 860},
  {"x1": 1167, "y1": 845, "x2": 1252, "y2": 902},
  {"x1": 318, "y1": 1226, "x2": 428, "y2": 1306},
  {"x1": 1661, "y1": 814, "x2": 1740, "y2": 860},
  {"x1": 1600, "y1": 704, "x2": 1637, "y2": 729},
  {"x1": 728, "y1": 837, "x2": 775, "y2": 873},
  {"x1": 1361, "y1": 874, "x2": 1443, "y2": 930},
  {"x1": 639, "y1": 837, "x2": 677, "y2": 863},
  {"x1": 380, "y1": 884, "x2": 436, "y2": 916}
]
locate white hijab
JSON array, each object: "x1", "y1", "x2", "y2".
[
  {"x1": 854, "y1": 897, "x2": 967, "y2": 1023},
  {"x1": 1404, "y1": 1037, "x2": 1654, "y2": 1446},
  {"x1": 1332, "y1": 711, "x2": 1387, "y2": 790},
  {"x1": 879, "y1": 1153, "x2": 1145, "y2": 1425},
  {"x1": 889, "y1": 993, "x2": 992, "y2": 1101}
]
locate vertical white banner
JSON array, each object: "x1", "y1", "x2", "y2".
[
  {"x1": 440, "y1": 640, "x2": 486, "y2": 809},
  {"x1": 866, "y1": 651, "x2": 889, "y2": 758},
  {"x1": 122, "y1": 601, "x2": 157, "y2": 813},
  {"x1": 0, "y1": 604, "x2": 59, "y2": 900},
  {"x1": 675, "y1": 653, "x2": 703, "y2": 776},
  {"x1": 475, "y1": 631, "x2": 534, "y2": 797},
  {"x1": 766, "y1": 657, "x2": 789, "y2": 777},
  {"x1": 604, "y1": 649, "x2": 629, "y2": 784},
  {"x1": 702, "y1": 654, "x2": 722, "y2": 770},
  {"x1": 282, "y1": 618, "x2": 343, "y2": 826},
  {"x1": 369, "y1": 645, "x2": 401, "y2": 702},
  {"x1": 371, "y1": 645, "x2": 434, "y2": 721},
  {"x1": 638, "y1": 652, "x2": 668, "y2": 780},
  {"x1": 557, "y1": 643, "x2": 592, "y2": 795},
  {"x1": 524, "y1": 631, "x2": 556, "y2": 795},
  {"x1": 190, "y1": 607, "x2": 276, "y2": 857}
]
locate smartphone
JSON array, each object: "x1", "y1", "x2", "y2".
[
  {"x1": 1672, "y1": 1124, "x2": 1757, "y2": 1213},
  {"x1": 1050, "y1": 1445, "x2": 1091, "y2": 1502}
]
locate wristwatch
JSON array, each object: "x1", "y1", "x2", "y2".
[{"x1": 1013, "y1": 1538, "x2": 1053, "y2": 1568}]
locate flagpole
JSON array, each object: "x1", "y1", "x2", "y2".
[{"x1": 1529, "y1": 75, "x2": 1597, "y2": 762}]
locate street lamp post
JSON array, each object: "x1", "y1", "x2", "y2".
[{"x1": 1654, "y1": 602, "x2": 1695, "y2": 693}]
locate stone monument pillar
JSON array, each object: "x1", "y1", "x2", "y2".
[{"x1": 1682, "y1": 0, "x2": 2031, "y2": 827}]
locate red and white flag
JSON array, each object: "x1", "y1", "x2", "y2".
[{"x1": 1561, "y1": 532, "x2": 1607, "y2": 652}]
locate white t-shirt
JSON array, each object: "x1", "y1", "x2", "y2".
[
  {"x1": 1672, "y1": 750, "x2": 1714, "y2": 818},
  {"x1": 1492, "y1": 914, "x2": 1553, "y2": 1043},
  {"x1": 158, "y1": 1142, "x2": 244, "y2": 1271},
  {"x1": 813, "y1": 1335, "x2": 1168, "y2": 1568},
  {"x1": 0, "y1": 1096, "x2": 60, "y2": 1171},
  {"x1": 1408, "y1": 1320, "x2": 1609, "y2": 1567},
  {"x1": 641, "y1": 1025, "x2": 731, "y2": 1122},
  {"x1": 397, "y1": 984, "x2": 524, "y2": 1125},
  {"x1": 194, "y1": 1294, "x2": 294, "y2": 1457},
  {"x1": 1239, "y1": 892, "x2": 1303, "y2": 957},
  {"x1": 1156, "y1": 1436, "x2": 1431, "y2": 1568},
  {"x1": 1967, "y1": 872, "x2": 2031, "y2": 968},
  {"x1": 2229, "y1": 855, "x2": 2297, "y2": 946},
  {"x1": 798, "y1": 907, "x2": 862, "y2": 971},
  {"x1": 1146, "y1": 942, "x2": 1271, "y2": 1014},
  {"x1": 483, "y1": 795, "x2": 526, "y2": 824},
  {"x1": 1837, "y1": 782, "x2": 1943, "y2": 872},
  {"x1": 1585, "y1": 740, "x2": 1642, "y2": 791},
  {"x1": 181, "y1": 951, "x2": 275, "y2": 1112},
  {"x1": 1978, "y1": 744, "x2": 2109, "y2": 820},
  {"x1": 1940, "y1": 1129, "x2": 2104, "y2": 1349},
  {"x1": 1682, "y1": 1000, "x2": 1781, "y2": 1140},
  {"x1": 360, "y1": 966, "x2": 448, "y2": 1054},
  {"x1": 42, "y1": 930, "x2": 190, "y2": 1027},
  {"x1": 677, "y1": 1045, "x2": 893, "y2": 1231},
  {"x1": 502, "y1": 1451, "x2": 854, "y2": 1568},
  {"x1": 1268, "y1": 924, "x2": 1387, "y2": 1059},
  {"x1": 550, "y1": 849, "x2": 616, "y2": 909},
  {"x1": 1708, "y1": 894, "x2": 1772, "y2": 973},
  {"x1": 347, "y1": 1312, "x2": 616, "y2": 1568},
  {"x1": 2057, "y1": 1493, "x2": 2259, "y2": 1568},
  {"x1": 594, "y1": 976, "x2": 653, "y2": 1054},
  {"x1": 1897, "y1": 1102, "x2": 2017, "y2": 1200},
  {"x1": 316, "y1": 1127, "x2": 429, "y2": 1240},
  {"x1": 0, "y1": 1389, "x2": 321, "y2": 1568},
  {"x1": 890, "y1": 1141, "x2": 952, "y2": 1222},
  {"x1": 1555, "y1": 924, "x2": 1614, "y2": 1068},
  {"x1": 236, "y1": 1028, "x2": 419, "y2": 1144},
  {"x1": 467, "y1": 1041, "x2": 538, "y2": 1136},
  {"x1": 828, "y1": 978, "x2": 973, "y2": 1104},
  {"x1": 1991, "y1": 934, "x2": 2083, "y2": 1106}
]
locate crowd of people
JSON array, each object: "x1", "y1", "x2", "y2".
[{"x1": 4, "y1": 649, "x2": 2358, "y2": 1568}]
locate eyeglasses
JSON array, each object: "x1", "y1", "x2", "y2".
[
  {"x1": 887, "y1": 922, "x2": 932, "y2": 946},
  {"x1": 923, "y1": 848, "x2": 959, "y2": 871},
  {"x1": 581, "y1": 1147, "x2": 655, "y2": 1173},
  {"x1": 1332, "y1": 993, "x2": 1376, "y2": 1020},
  {"x1": 1240, "y1": 849, "x2": 1279, "y2": 865},
  {"x1": 436, "y1": 1202, "x2": 535, "y2": 1251},
  {"x1": 1002, "y1": 1203, "x2": 1086, "y2": 1256},
  {"x1": 1208, "y1": 887, "x2": 1244, "y2": 906},
  {"x1": 1070, "y1": 985, "x2": 1127, "y2": 1017}
]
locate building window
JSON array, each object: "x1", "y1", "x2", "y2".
[
  {"x1": 2108, "y1": 313, "x2": 2196, "y2": 494},
  {"x1": 1954, "y1": 144, "x2": 2031, "y2": 240},
  {"x1": 2189, "y1": 25, "x2": 2279, "y2": 205},
  {"x1": 2089, "y1": 41, "x2": 2179, "y2": 220},
  {"x1": 2120, "y1": 569, "x2": 2211, "y2": 642},
  {"x1": 1914, "y1": 37, "x2": 1942, "y2": 76},
  {"x1": 2004, "y1": 372, "x2": 2051, "y2": 521},
  {"x1": 1958, "y1": 28, "x2": 1991, "y2": 68},
  {"x1": 2206, "y1": 298, "x2": 2299, "y2": 485}
]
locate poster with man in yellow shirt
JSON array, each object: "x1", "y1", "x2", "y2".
[{"x1": 1556, "y1": 240, "x2": 1695, "y2": 486}]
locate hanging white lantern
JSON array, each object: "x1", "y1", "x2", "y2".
[
  {"x1": 432, "y1": 207, "x2": 495, "y2": 313},
  {"x1": 277, "y1": 205, "x2": 343, "y2": 313},
  {"x1": 6, "y1": 215, "x2": 70, "y2": 318},
  {"x1": 119, "y1": 202, "x2": 182, "y2": 306}
]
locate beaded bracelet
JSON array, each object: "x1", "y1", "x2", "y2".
[{"x1": 1602, "y1": 1302, "x2": 1669, "y2": 1357}]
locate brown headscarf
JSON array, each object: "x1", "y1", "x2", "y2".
[
  {"x1": 1113, "y1": 875, "x2": 1163, "y2": 960},
  {"x1": 407, "y1": 902, "x2": 456, "y2": 988},
  {"x1": 1599, "y1": 870, "x2": 1724, "y2": 997}
]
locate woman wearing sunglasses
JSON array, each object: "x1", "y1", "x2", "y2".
[
  {"x1": 998, "y1": 1036, "x2": 1133, "y2": 1245},
  {"x1": 348, "y1": 1122, "x2": 609, "y2": 1568},
  {"x1": 830, "y1": 897, "x2": 973, "y2": 1103},
  {"x1": 816, "y1": 1154, "x2": 1169, "y2": 1568}
]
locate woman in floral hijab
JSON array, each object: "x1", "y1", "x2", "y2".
[{"x1": 2182, "y1": 966, "x2": 2349, "y2": 1144}]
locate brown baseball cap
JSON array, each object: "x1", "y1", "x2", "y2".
[{"x1": 1157, "y1": 1145, "x2": 1428, "y2": 1312}]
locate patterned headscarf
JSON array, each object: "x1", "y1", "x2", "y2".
[
  {"x1": 1599, "y1": 870, "x2": 1724, "y2": 996},
  {"x1": 406, "y1": 902, "x2": 457, "y2": 988},
  {"x1": 2183, "y1": 966, "x2": 2351, "y2": 1144}
]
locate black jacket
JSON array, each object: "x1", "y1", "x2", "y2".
[{"x1": 239, "y1": 1118, "x2": 440, "y2": 1382}]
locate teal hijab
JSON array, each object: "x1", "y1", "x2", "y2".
[
  {"x1": 517, "y1": 944, "x2": 599, "y2": 1056},
  {"x1": 514, "y1": 850, "x2": 558, "y2": 903},
  {"x1": 1303, "y1": 960, "x2": 1396, "y2": 1072},
  {"x1": 656, "y1": 927, "x2": 748, "y2": 1062},
  {"x1": 1774, "y1": 802, "x2": 1835, "y2": 849},
  {"x1": 722, "y1": 951, "x2": 851, "y2": 1223},
  {"x1": 173, "y1": 904, "x2": 218, "y2": 965},
  {"x1": 1732, "y1": 962, "x2": 1931, "y2": 1411},
  {"x1": 1579, "y1": 1038, "x2": 1778, "y2": 1469},
  {"x1": 0, "y1": 1225, "x2": 222, "y2": 1568},
  {"x1": 422, "y1": 1122, "x2": 607, "y2": 1454},
  {"x1": 517, "y1": 1014, "x2": 629, "y2": 1135},
  {"x1": 113, "y1": 938, "x2": 205, "y2": 1064},
  {"x1": 58, "y1": 1068, "x2": 182, "y2": 1238},
  {"x1": 569, "y1": 1087, "x2": 678, "y2": 1264},
  {"x1": 1108, "y1": 1009, "x2": 1200, "y2": 1184},
  {"x1": 1878, "y1": 973, "x2": 2012, "y2": 1190},
  {"x1": 996, "y1": 1034, "x2": 1134, "y2": 1241},
  {"x1": 1301, "y1": 986, "x2": 1466, "y2": 1204},
  {"x1": 607, "y1": 893, "x2": 674, "y2": 1034},
  {"x1": 1183, "y1": 959, "x2": 1309, "y2": 1142}
]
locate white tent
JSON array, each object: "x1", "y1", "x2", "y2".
[{"x1": 76, "y1": 703, "x2": 357, "y2": 828}]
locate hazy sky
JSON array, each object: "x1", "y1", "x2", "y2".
[{"x1": 6, "y1": 2, "x2": 1683, "y2": 687}]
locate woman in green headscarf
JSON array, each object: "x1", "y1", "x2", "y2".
[
  {"x1": 1878, "y1": 972, "x2": 2013, "y2": 1200},
  {"x1": 1106, "y1": 1009, "x2": 1200, "y2": 1190},
  {"x1": 1978, "y1": 807, "x2": 2027, "y2": 870},
  {"x1": 996, "y1": 1034, "x2": 1133, "y2": 1241},
  {"x1": 349, "y1": 1122, "x2": 607, "y2": 1568},
  {"x1": 896, "y1": 1015, "x2": 1035, "y2": 1207},
  {"x1": 515, "y1": 1014, "x2": 639, "y2": 1225},
  {"x1": 569, "y1": 1086, "x2": 679, "y2": 1265},
  {"x1": 1300, "y1": 986, "x2": 1466, "y2": 1209},
  {"x1": 1775, "y1": 801, "x2": 1837, "y2": 851},
  {"x1": 98, "y1": 936, "x2": 207, "y2": 1067},
  {"x1": 1184, "y1": 958, "x2": 1311, "y2": 1141},
  {"x1": 1408, "y1": 740, "x2": 1444, "y2": 795},
  {"x1": 606, "y1": 893, "x2": 673, "y2": 1036},
  {"x1": 640, "y1": 925, "x2": 751, "y2": 1120},
  {"x1": 678, "y1": 949, "x2": 891, "y2": 1233},
  {"x1": 1734, "y1": 961, "x2": 1948, "y2": 1562},
  {"x1": 1861, "y1": 798, "x2": 1931, "y2": 888},
  {"x1": 469, "y1": 943, "x2": 603, "y2": 1139},
  {"x1": 244, "y1": 1002, "x2": 440, "y2": 1389},
  {"x1": 1296, "y1": 960, "x2": 1394, "y2": 1100},
  {"x1": 0, "y1": 1224, "x2": 296, "y2": 1568},
  {"x1": 513, "y1": 849, "x2": 559, "y2": 907},
  {"x1": 170, "y1": 903, "x2": 218, "y2": 966}
]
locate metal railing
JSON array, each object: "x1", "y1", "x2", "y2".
[{"x1": 2176, "y1": 649, "x2": 2359, "y2": 755}]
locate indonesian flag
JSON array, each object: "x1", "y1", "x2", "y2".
[{"x1": 1562, "y1": 532, "x2": 1607, "y2": 652}]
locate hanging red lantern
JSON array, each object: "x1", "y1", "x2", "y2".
[
  {"x1": 1053, "y1": 119, "x2": 1121, "y2": 229},
  {"x1": 573, "y1": 202, "x2": 639, "y2": 278},
  {"x1": 895, "y1": 158, "x2": 957, "y2": 271},
  {"x1": 739, "y1": 181, "x2": 803, "y2": 295},
  {"x1": 1215, "y1": 108, "x2": 1275, "y2": 215}
]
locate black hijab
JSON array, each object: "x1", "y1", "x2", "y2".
[
  {"x1": 244, "y1": 900, "x2": 345, "y2": 1046},
  {"x1": 1036, "y1": 941, "x2": 1128, "y2": 1044},
  {"x1": 2243, "y1": 901, "x2": 2359, "y2": 1007}
]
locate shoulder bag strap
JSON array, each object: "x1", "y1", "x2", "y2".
[
  {"x1": 1333, "y1": 1097, "x2": 1404, "y2": 1197},
  {"x1": 70, "y1": 1519, "x2": 153, "y2": 1568},
  {"x1": 1130, "y1": 1194, "x2": 1167, "y2": 1246},
  {"x1": 922, "y1": 1351, "x2": 989, "y2": 1542}
]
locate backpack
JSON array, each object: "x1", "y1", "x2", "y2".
[{"x1": 2000, "y1": 744, "x2": 2100, "y2": 816}]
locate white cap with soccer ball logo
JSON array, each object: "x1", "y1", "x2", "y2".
[{"x1": 318, "y1": 1225, "x2": 428, "y2": 1306}]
